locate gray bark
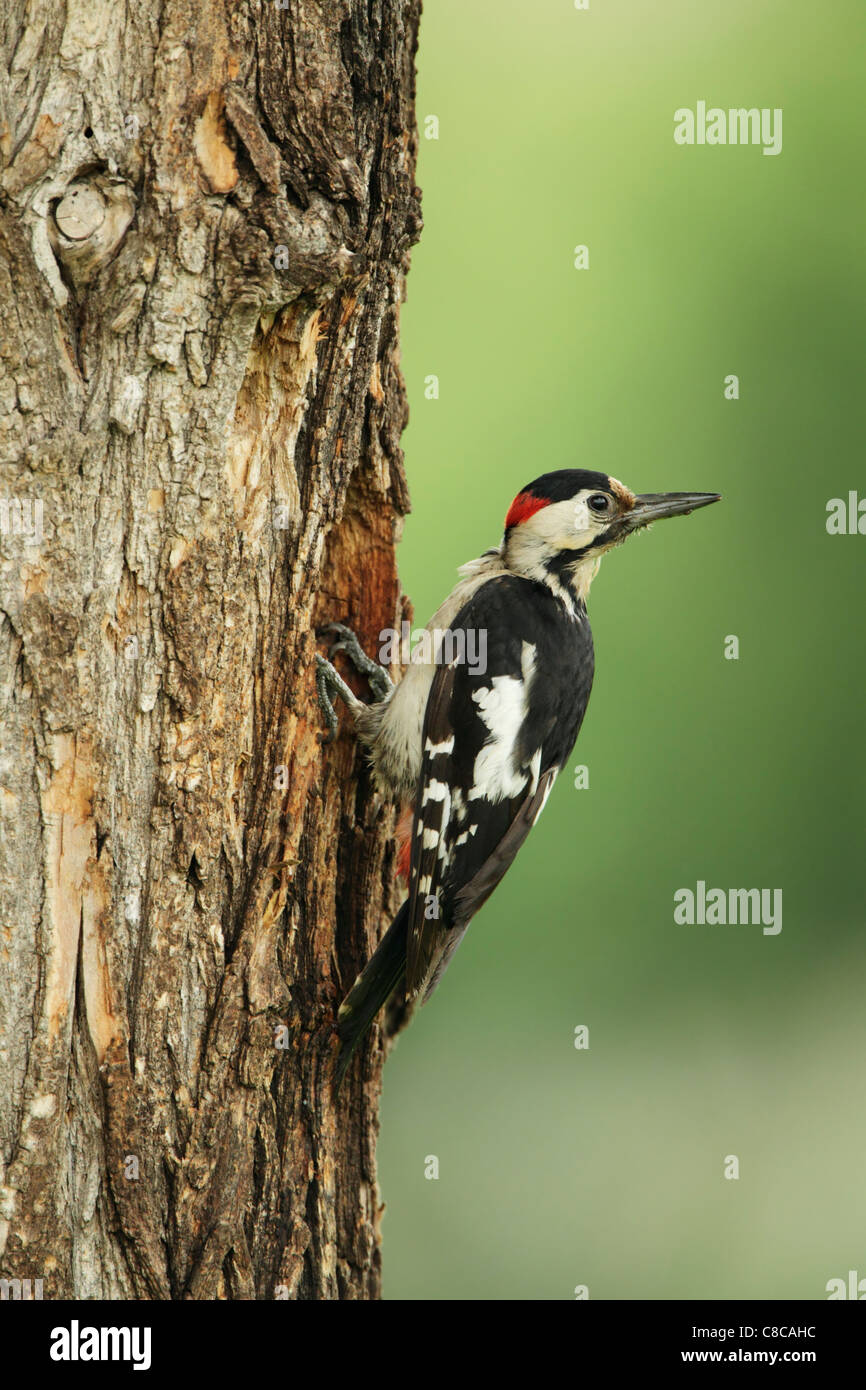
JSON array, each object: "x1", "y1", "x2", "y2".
[{"x1": 0, "y1": 0, "x2": 421, "y2": 1299}]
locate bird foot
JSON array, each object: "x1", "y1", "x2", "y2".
[
  {"x1": 315, "y1": 654, "x2": 357, "y2": 743},
  {"x1": 315, "y1": 624, "x2": 393, "y2": 742},
  {"x1": 322, "y1": 623, "x2": 393, "y2": 702}
]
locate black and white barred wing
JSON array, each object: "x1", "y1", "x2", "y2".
[{"x1": 404, "y1": 584, "x2": 560, "y2": 1002}]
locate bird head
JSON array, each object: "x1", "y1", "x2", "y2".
[{"x1": 503, "y1": 469, "x2": 720, "y2": 605}]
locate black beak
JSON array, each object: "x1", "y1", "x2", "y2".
[{"x1": 623, "y1": 492, "x2": 721, "y2": 532}]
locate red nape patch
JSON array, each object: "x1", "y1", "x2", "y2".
[
  {"x1": 395, "y1": 803, "x2": 414, "y2": 881},
  {"x1": 505, "y1": 491, "x2": 550, "y2": 530}
]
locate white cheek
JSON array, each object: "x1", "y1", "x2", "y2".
[{"x1": 572, "y1": 501, "x2": 597, "y2": 544}]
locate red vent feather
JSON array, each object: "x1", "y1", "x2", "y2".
[{"x1": 395, "y1": 804, "x2": 414, "y2": 881}]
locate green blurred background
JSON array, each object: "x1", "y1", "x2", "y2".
[{"x1": 378, "y1": 0, "x2": 866, "y2": 1299}]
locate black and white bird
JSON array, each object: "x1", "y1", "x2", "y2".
[{"x1": 316, "y1": 469, "x2": 720, "y2": 1087}]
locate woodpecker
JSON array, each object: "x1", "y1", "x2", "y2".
[{"x1": 317, "y1": 469, "x2": 720, "y2": 1088}]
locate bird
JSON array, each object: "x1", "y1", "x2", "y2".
[{"x1": 316, "y1": 469, "x2": 721, "y2": 1088}]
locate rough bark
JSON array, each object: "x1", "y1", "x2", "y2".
[{"x1": 0, "y1": 0, "x2": 421, "y2": 1300}]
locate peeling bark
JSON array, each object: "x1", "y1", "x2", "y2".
[{"x1": 0, "y1": 0, "x2": 421, "y2": 1300}]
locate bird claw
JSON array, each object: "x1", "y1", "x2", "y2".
[
  {"x1": 318, "y1": 622, "x2": 393, "y2": 703},
  {"x1": 315, "y1": 653, "x2": 345, "y2": 742}
]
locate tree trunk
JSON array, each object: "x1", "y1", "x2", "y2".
[{"x1": 0, "y1": 0, "x2": 421, "y2": 1300}]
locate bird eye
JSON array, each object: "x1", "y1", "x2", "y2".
[{"x1": 588, "y1": 494, "x2": 610, "y2": 514}]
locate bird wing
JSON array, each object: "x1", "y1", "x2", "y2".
[
  {"x1": 403, "y1": 579, "x2": 564, "y2": 1001},
  {"x1": 414, "y1": 766, "x2": 558, "y2": 1002}
]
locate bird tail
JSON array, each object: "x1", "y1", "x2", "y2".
[{"x1": 333, "y1": 900, "x2": 409, "y2": 1092}]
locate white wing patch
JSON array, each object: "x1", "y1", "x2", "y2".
[
  {"x1": 424, "y1": 735, "x2": 455, "y2": 756},
  {"x1": 469, "y1": 641, "x2": 537, "y2": 802},
  {"x1": 454, "y1": 824, "x2": 478, "y2": 847},
  {"x1": 422, "y1": 779, "x2": 450, "y2": 805}
]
